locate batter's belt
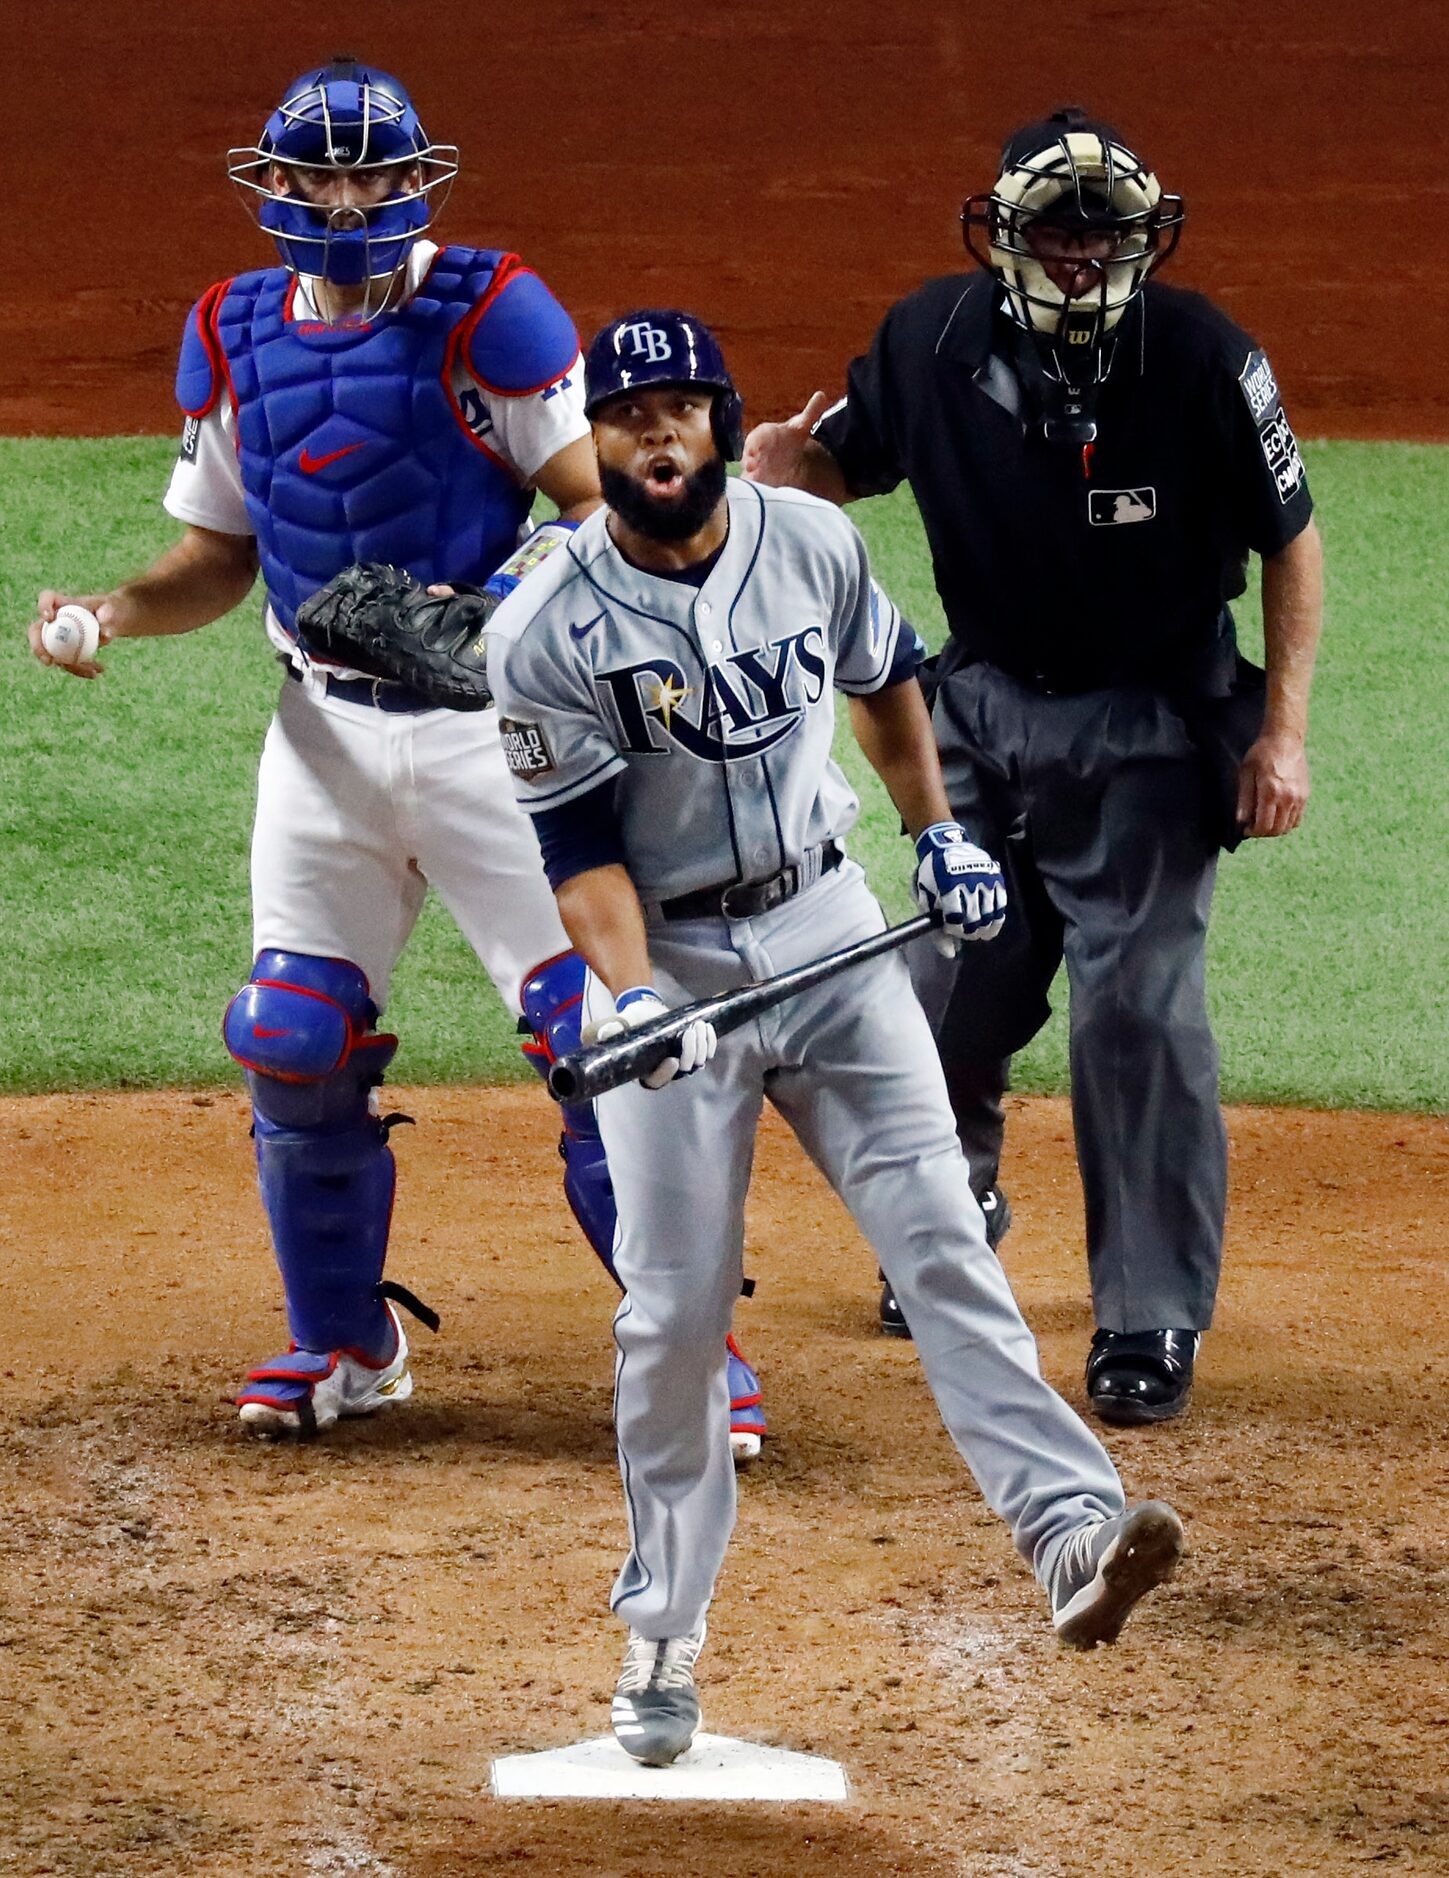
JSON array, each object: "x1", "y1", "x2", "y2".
[{"x1": 653, "y1": 842, "x2": 843, "y2": 923}]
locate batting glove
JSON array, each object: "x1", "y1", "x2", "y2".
[
  {"x1": 594, "y1": 986, "x2": 718, "y2": 1090},
  {"x1": 913, "y1": 822, "x2": 1008, "y2": 955}
]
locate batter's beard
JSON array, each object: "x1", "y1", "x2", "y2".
[{"x1": 601, "y1": 457, "x2": 728, "y2": 543}]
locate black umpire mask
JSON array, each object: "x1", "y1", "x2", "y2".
[{"x1": 601, "y1": 456, "x2": 728, "y2": 543}]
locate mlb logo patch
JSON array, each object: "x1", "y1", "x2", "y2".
[
  {"x1": 499, "y1": 717, "x2": 555, "y2": 779},
  {"x1": 1088, "y1": 487, "x2": 1157, "y2": 526}
]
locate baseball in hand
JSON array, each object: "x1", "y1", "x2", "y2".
[{"x1": 41, "y1": 604, "x2": 102, "y2": 664}]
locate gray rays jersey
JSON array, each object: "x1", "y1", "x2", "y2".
[{"x1": 487, "y1": 478, "x2": 919, "y2": 901}]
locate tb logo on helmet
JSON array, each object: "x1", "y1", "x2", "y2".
[
  {"x1": 621, "y1": 324, "x2": 674, "y2": 365},
  {"x1": 583, "y1": 309, "x2": 746, "y2": 461}
]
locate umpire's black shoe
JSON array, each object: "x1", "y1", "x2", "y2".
[
  {"x1": 878, "y1": 1186, "x2": 1012, "y2": 1337},
  {"x1": 1086, "y1": 1328, "x2": 1200, "y2": 1426},
  {"x1": 979, "y1": 1184, "x2": 1012, "y2": 1250}
]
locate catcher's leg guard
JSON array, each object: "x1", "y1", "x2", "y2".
[
  {"x1": 726, "y1": 1333, "x2": 766, "y2": 1464},
  {"x1": 224, "y1": 951, "x2": 417, "y2": 1359},
  {"x1": 520, "y1": 951, "x2": 621, "y2": 1278}
]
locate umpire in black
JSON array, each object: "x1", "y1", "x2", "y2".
[{"x1": 744, "y1": 107, "x2": 1323, "y2": 1426}]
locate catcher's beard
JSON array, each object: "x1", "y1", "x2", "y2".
[{"x1": 600, "y1": 457, "x2": 728, "y2": 543}]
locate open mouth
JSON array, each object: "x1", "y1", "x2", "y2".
[{"x1": 645, "y1": 456, "x2": 685, "y2": 498}]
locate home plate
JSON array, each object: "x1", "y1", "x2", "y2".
[{"x1": 490, "y1": 1733, "x2": 850, "y2": 1802}]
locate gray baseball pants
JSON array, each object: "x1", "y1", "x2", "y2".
[
  {"x1": 587, "y1": 859, "x2": 1125, "y2": 1642},
  {"x1": 910, "y1": 663, "x2": 1228, "y2": 1334}
]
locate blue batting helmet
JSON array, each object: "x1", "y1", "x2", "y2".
[
  {"x1": 584, "y1": 311, "x2": 745, "y2": 461},
  {"x1": 227, "y1": 58, "x2": 458, "y2": 294}
]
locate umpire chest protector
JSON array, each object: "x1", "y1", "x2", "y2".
[{"x1": 177, "y1": 248, "x2": 569, "y2": 628}]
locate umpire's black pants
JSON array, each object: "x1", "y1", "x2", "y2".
[{"x1": 910, "y1": 663, "x2": 1228, "y2": 1334}]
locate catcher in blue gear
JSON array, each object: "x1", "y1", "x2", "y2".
[{"x1": 29, "y1": 58, "x2": 768, "y2": 1455}]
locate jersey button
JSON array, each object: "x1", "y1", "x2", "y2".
[
  {"x1": 711, "y1": 640, "x2": 723, "y2": 654},
  {"x1": 698, "y1": 601, "x2": 713, "y2": 619}
]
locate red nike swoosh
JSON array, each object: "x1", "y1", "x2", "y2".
[
  {"x1": 299, "y1": 443, "x2": 365, "y2": 474},
  {"x1": 253, "y1": 1026, "x2": 291, "y2": 1039}
]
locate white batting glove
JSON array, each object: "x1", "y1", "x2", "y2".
[
  {"x1": 913, "y1": 822, "x2": 1008, "y2": 955},
  {"x1": 594, "y1": 986, "x2": 718, "y2": 1090}
]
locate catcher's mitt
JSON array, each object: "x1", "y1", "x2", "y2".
[{"x1": 293, "y1": 563, "x2": 496, "y2": 710}]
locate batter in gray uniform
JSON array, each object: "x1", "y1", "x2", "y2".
[{"x1": 487, "y1": 310, "x2": 1184, "y2": 1767}]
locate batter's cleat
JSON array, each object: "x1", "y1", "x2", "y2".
[
  {"x1": 727, "y1": 1334, "x2": 766, "y2": 1465},
  {"x1": 1048, "y1": 1501, "x2": 1185, "y2": 1648},
  {"x1": 612, "y1": 1624, "x2": 705, "y2": 1766},
  {"x1": 1086, "y1": 1328, "x2": 1200, "y2": 1426},
  {"x1": 879, "y1": 1186, "x2": 1012, "y2": 1336},
  {"x1": 236, "y1": 1302, "x2": 413, "y2": 1439}
]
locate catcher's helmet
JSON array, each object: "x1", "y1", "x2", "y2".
[
  {"x1": 962, "y1": 108, "x2": 1183, "y2": 356},
  {"x1": 584, "y1": 311, "x2": 745, "y2": 461},
  {"x1": 227, "y1": 58, "x2": 458, "y2": 299}
]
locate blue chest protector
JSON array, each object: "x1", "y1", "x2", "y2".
[{"x1": 176, "y1": 248, "x2": 578, "y2": 629}]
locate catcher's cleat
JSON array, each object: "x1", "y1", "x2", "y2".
[
  {"x1": 612, "y1": 1624, "x2": 705, "y2": 1766},
  {"x1": 1049, "y1": 1501, "x2": 1185, "y2": 1648},
  {"x1": 237, "y1": 1301, "x2": 413, "y2": 1439},
  {"x1": 879, "y1": 1185, "x2": 1012, "y2": 1337},
  {"x1": 727, "y1": 1334, "x2": 766, "y2": 1466}
]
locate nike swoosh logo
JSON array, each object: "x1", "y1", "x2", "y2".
[
  {"x1": 299, "y1": 443, "x2": 366, "y2": 474},
  {"x1": 252, "y1": 1026, "x2": 291, "y2": 1039},
  {"x1": 570, "y1": 613, "x2": 606, "y2": 641}
]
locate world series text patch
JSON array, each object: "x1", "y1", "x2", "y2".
[{"x1": 499, "y1": 718, "x2": 556, "y2": 779}]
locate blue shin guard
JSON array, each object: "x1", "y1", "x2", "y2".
[
  {"x1": 519, "y1": 951, "x2": 621, "y2": 1280},
  {"x1": 249, "y1": 1111, "x2": 397, "y2": 1354},
  {"x1": 225, "y1": 950, "x2": 423, "y2": 1359}
]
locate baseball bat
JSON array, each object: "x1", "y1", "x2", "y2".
[{"x1": 546, "y1": 913, "x2": 935, "y2": 1104}]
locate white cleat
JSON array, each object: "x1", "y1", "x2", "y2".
[
  {"x1": 727, "y1": 1334, "x2": 766, "y2": 1467},
  {"x1": 237, "y1": 1304, "x2": 412, "y2": 1439}
]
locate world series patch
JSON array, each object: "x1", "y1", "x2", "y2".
[
  {"x1": 499, "y1": 716, "x2": 555, "y2": 779},
  {"x1": 1238, "y1": 349, "x2": 1279, "y2": 426}
]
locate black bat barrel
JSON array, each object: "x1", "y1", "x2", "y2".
[{"x1": 546, "y1": 914, "x2": 935, "y2": 1105}]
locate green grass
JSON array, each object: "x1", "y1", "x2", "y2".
[{"x1": 2, "y1": 437, "x2": 1445, "y2": 1108}]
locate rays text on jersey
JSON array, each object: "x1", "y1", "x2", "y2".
[{"x1": 598, "y1": 629, "x2": 827, "y2": 762}]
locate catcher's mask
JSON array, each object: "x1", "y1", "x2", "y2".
[
  {"x1": 583, "y1": 310, "x2": 745, "y2": 462},
  {"x1": 962, "y1": 107, "x2": 1183, "y2": 374},
  {"x1": 227, "y1": 57, "x2": 457, "y2": 317}
]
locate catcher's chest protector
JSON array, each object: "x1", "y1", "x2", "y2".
[{"x1": 194, "y1": 250, "x2": 534, "y2": 629}]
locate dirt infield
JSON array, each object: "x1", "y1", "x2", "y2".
[
  {"x1": 8, "y1": 0, "x2": 1448, "y2": 439},
  {"x1": 4, "y1": 1087, "x2": 1446, "y2": 1877},
  {"x1": 7, "y1": 8, "x2": 1447, "y2": 1874}
]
